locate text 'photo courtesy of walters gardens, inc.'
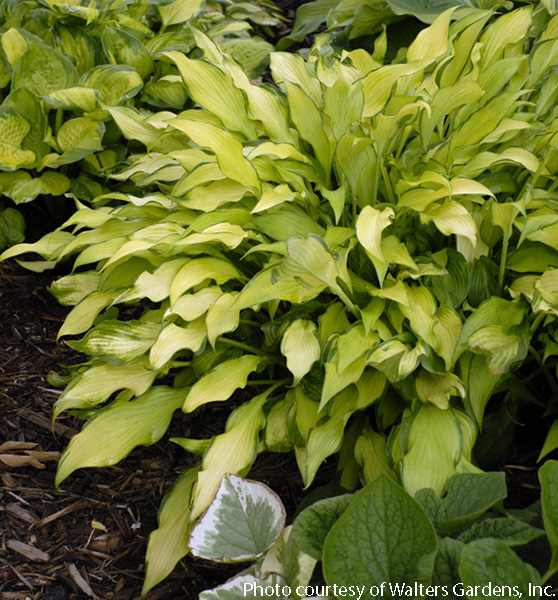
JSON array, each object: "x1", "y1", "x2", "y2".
[{"x1": 242, "y1": 582, "x2": 558, "y2": 598}]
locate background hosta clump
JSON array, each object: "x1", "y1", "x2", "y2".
[
  {"x1": 4, "y1": 1, "x2": 558, "y2": 592},
  {"x1": 0, "y1": 0, "x2": 281, "y2": 248}
]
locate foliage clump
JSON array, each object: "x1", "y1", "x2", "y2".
[{"x1": 3, "y1": 0, "x2": 558, "y2": 594}]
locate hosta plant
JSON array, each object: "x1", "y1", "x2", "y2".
[
  {"x1": 191, "y1": 466, "x2": 558, "y2": 600},
  {"x1": 0, "y1": 0, "x2": 281, "y2": 206},
  {"x1": 4, "y1": 2, "x2": 558, "y2": 592},
  {"x1": 0, "y1": 203, "x2": 24, "y2": 250}
]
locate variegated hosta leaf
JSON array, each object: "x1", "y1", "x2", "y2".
[
  {"x1": 200, "y1": 573, "x2": 289, "y2": 600},
  {"x1": 53, "y1": 358, "x2": 158, "y2": 420},
  {"x1": 56, "y1": 387, "x2": 185, "y2": 487},
  {"x1": 189, "y1": 473, "x2": 285, "y2": 562},
  {"x1": 67, "y1": 320, "x2": 160, "y2": 366}
]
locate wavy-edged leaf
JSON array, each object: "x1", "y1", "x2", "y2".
[
  {"x1": 183, "y1": 355, "x2": 262, "y2": 412},
  {"x1": 56, "y1": 387, "x2": 184, "y2": 487}
]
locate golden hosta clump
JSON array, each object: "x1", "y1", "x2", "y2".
[{"x1": 4, "y1": 3, "x2": 558, "y2": 592}]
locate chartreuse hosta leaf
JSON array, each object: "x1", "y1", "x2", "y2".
[
  {"x1": 55, "y1": 387, "x2": 185, "y2": 487},
  {"x1": 143, "y1": 467, "x2": 200, "y2": 595},
  {"x1": 189, "y1": 473, "x2": 285, "y2": 562},
  {"x1": 187, "y1": 390, "x2": 269, "y2": 519},
  {"x1": 281, "y1": 319, "x2": 320, "y2": 384},
  {"x1": 183, "y1": 355, "x2": 262, "y2": 413}
]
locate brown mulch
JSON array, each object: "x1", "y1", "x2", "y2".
[{"x1": 0, "y1": 259, "x2": 311, "y2": 600}]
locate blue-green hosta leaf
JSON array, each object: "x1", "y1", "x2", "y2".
[
  {"x1": 281, "y1": 319, "x2": 320, "y2": 384},
  {"x1": 53, "y1": 358, "x2": 158, "y2": 420},
  {"x1": 165, "y1": 52, "x2": 257, "y2": 139},
  {"x1": 12, "y1": 41, "x2": 78, "y2": 96},
  {"x1": 143, "y1": 467, "x2": 200, "y2": 595},
  {"x1": 459, "y1": 540, "x2": 540, "y2": 595},
  {"x1": 149, "y1": 319, "x2": 207, "y2": 370},
  {"x1": 539, "y1": 460, "x2": 558, "y2": 575},
  {"x1": 67, "y1": 320, "x2": 160, "y2": 366},
  {"x1": 169, "y1": 119, "x2": 260, "y2": 190},
  {"x1": 323, "y1": 476, "x2": 437, "y2": 588},
  {"x1": 387, "y1": 0, "x2": 469, "y2": 23},
  {"x1": 189, "y1": 474, "x2": 285, "y2": 562},
  {"x1": 101, "y1": 26, "x2": 154, "y2": 81},
  {"x1": 190, "y1": 391, "x2": 269, "y2": 519},
  {"x1": 276, "y1": 0, "x2": 339, "y2": 50},
  {"x1": 80, "y1": 65, "x2": 143, "y2": 105},
  {"x1": 220, "y1": 38, "x2": 273, "y2": 80},
  {"x1": 55, "y1": 386, "x2": 185, "y2": 487},
  {"x1": 183, "y1": 355, "x2": 262, "y2": 412}
]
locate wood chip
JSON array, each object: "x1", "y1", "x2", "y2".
[
  {"x1": 17, "y1": 408, "x2": 78, "y2": 439},
  {"x1": 5, "y1": 502, "x2": 39, "y2": 525},
  {"x1": 66, "y1": 562, "x2": 97, "y2": 599},
  {"x1": 32, "y1": 500, "x2": 88, "y2": 527},
  {"x1": 7, "y1": 539, "x2": 50, "y2": 562}
]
